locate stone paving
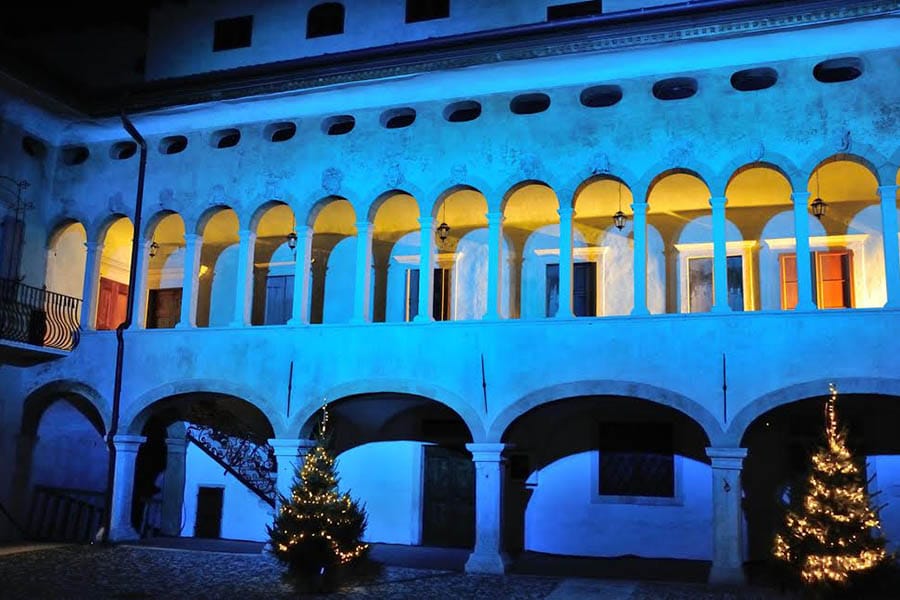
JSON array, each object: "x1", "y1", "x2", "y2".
[{"x1": 0, "y1": 544, "x2": 798, "y2": 600}]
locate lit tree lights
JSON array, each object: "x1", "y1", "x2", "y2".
[
  {"x1": 267, "y1": 404, "x2": 368, "y2": 584},
  {"x1": 773, "y1": 383, "x2": 890, "y2": 588}
]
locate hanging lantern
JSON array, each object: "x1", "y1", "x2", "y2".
[
  {"x1": 286, "y1": 231, "x2": 298, "y2": 251},
  {"x1": 436, "y1": 221, "x2": 450, "y2": 245},
  {"x1": 613, "y1": 210, "x2": 627, "y2": 230},
  {"x1": 810, "y1": 197, "x2": 827, "y2": 220}
]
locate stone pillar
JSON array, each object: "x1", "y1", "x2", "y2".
[
  {"x1": 108, "y1": 435, "x2": 146, "y2": 541},
  {"x1": 465, "y1": 443, "x2": 510, "y2": 574},
  {"x1": 351, "y1": 221, "x2": 373, "y2": 324},
  {"x1": 879, "y1": 185, "x2": 900, "y2": 308},
  {"x1": 288, "y1": 226, "x2": 313, "y2": 325},
  {"x1": 130, "y1": 240, "x2": 152, "y2": 329},
  {"x1": 791, "y1": 192, "x2": 816, "y2": 311},
  {"x1": 415, "y1": 217, "x2": 435, "y2": 322},
  {"x1": 706, "y1": 447, "x2": 748, "y2": 586},
  {"x1": 485, "y1": 211, "x2": 504, "y2": 320},
  {"x1": 230, "y1": 229, "x2": 256, "y2": 327},
  {"x1": 556, "y1": 207, "x2": 574, "y2": 318},
  {"x1": 631, "y1": 201, "x2": 649, "y2": 315},
  {"x1": 710, "y1": 196, "x2": 731, "y2": 313},
  {"x1": 176, "y1": 234, "x2": 202, "y2": 328},
  {"x1": 160, "y1": 437, "x2": 187, "y2": 536},
  {"x1": 79, "y1": 241, "x2": 104, "y2": 330},
  {"x1": 269, "y1": 438, "x2": 317, "y2": 511}
]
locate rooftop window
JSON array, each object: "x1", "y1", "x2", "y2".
[
  {"x1": 265, "y1": 122, "x2": 297, "y2": 142},
  {"x1": 212, "y1": 129, "x2": 241, "y2": 149},
  {"x1": 110, "y1": 141, "x2": 137, "y2": 160},
  {"x1": 730, "y1": 67, "x2": 778, "y2": 92},
  {"x1": 406, "y1": 0, "x2": 450, "y2": 23},
  {"x1": 444, "y1": 101, "x2": 481, "y2": 123},
  {"x1": 160, "y1": 135, "x2": 188, "y2": 155},
  {"x1": 547, "y1": 1, "x2": 602, "y2": 21},
  {"x1": 381, "y1": 108, "x2": 417, "y2": 129},
  {"x1": 652, "y1": 77, "x2": 697, "y2": 101},
  {"x1": 61, "y1": 145, "x2": 89, "y2": 166},
  {"x1": 307, "y1": 3, "x2": 345, "y2": 38},
  {"x1": 813, "y1": 57, "x2": 863, "y2": 83},
  {"x1": 213, "y1": 15, "x2": 253, "y2": 52},
  {"x1": 510, "y1": 93, "x2": 550, "y2": 115},
  {"x1": 580, "y1": 85, "x2": 622, "y2": 108},
  {"x1": 323, "y1": 115, "x2": 355, "y2": 136}
]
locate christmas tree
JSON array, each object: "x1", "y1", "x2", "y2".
[
  {"x1": 773, "y1": 383, "x2": 890, "y2": 589},
  {"x1": 267, "y1": 404, "x2": 368, "y2": 584}
]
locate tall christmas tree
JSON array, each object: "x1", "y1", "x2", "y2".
[
  {"x1": 267, "y1": 404, "x2": 368, "y2": 584},
  {"x1": 773, "y1": 383, "x2": 890, "y2": 588}
]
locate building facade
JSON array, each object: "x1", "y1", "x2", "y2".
[{"x1": 1, "y1": 0, "x2": 899, "y2": 586}]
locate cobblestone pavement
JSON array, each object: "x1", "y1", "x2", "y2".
[{"x1": 0, "y1": 545, "x2": 796, "y2": 600}]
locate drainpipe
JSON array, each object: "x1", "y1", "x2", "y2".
[{"x1": 102, "y1": 107, "x2": 147, "y2": 542}]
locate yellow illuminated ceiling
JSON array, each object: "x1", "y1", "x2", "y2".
[
  {"x1": 373, "y1": 194, "x2": 419, "y2": 234},
  {"x1": 313, "y1": 199, "x2": 357, "y2": 236},
  {"x1": 647, "y1": 173, "x2": 711, "y2": 213},
  {"x1": 436, "y1": 189, "x2": 488, "y2": 229},
  {"x1": 504, "y1": 184, "x2": 559, "y2": 225},
  {"x1": 575, "y1": 179, "x2": 634, "y2": 218},
  {"x1": 257, "y1": 204, "x2": 294, "y2": 237}
]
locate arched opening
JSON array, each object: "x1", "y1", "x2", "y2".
[
  {"x1": 145, "y1": 213, "x2": 186, "y2": 329},
  {"x1": 726, "y1": 164, "x2": 794, "y2": 312},
  {"x1": 804, "y1": 157, "x2": 883, "y2": 309},
  {"x1": 370, "y1": 193, "x2": 419, "y2": 322},
  {"x1": 502, "y1": 395, "x2": 712, "y2": 568},
  {"x1": 301, "y1": 393, "x2": 475, "y2": 549},
  {"x1": 647, "y1": 172, "x2": 712, "y2": 314},
  {"x1": 14, "y1": 387, "x2": 107, "y2": 542},
  {"x1": 307, "y1": 2, "x2": 344, "y2": 39},
  {"x1": 251, "y1": 203, "x2": 296, "y2": 326},
  {"x1": 95, "y1": 217, "x2": 133, "y2": 330},
  {"x1": 502, "y1": 183, "x2": 559, "y2": 319},
  {"x1": 45, "y1": 221, "x2": 87, "y2": 316},
  {"x1": 197, "y1": 208, "x2": 240, "y2": 327},
  {"x1": 128, "y1": 393, "x2": 276, "y2": 542},
  {"x1": 309, "y1": 197, "x2": 356, "y2": 324},
  {"x1": 741, "y1": 392, "x2": 900, "y2": 564},
  {"x1": 430, "y1": 188, "x2": 493, "y2": 321},
  {"x1": 573, "y1": 178, "x2": 634, "y2": 316}
]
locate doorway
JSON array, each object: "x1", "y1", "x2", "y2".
[
  {"x1": 422, "y1": 445, "x2": 474, "y2": 548},
  {"x1": 194, "y1": 486, "x2": 224, "y2": 538}
]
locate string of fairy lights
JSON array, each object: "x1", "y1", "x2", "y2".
[
  {"x1": 773, "y1": 383, "x2": 888, "y2": 585},
  {"x1": 272, "y1": 403, "x2": 369, "y2": 566}
]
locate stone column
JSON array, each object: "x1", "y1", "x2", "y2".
[
  {"x1": 706, "y1": 447, "x2": 748, "y2": 586},
  {"x1": 415, "y1": 217, "x2": 435, "y2": 322},
  {"x1": 631, "y1": 201, "x2": 650, "y2": 315},
  {"x1": 791, "y1": 192, "x2": 816, "y2": 311},
  {"x1": 351, "y1": 221, "x2": 373, "y2": 324},
  {"x1": 230, "y1": 229, "x2": 256, "y2": 327},
  {"x1": 485, "y1": 211, "x2": 504, "y2": 320},
  {"x1": 130, "y1": 240, "x2": 152, "y2": 329},
  {"x1": 79, "y1": 241, "x2": 104, "y2": 330},
  {"x1": 108, "y1": 435, "x2": 146, "y2": 541},
  {"x1": 710, "y1": 196, "x2": 731, "y2": 313},
  {"x1": 288, "y1": 226, "x2": 313, "y2": 325},
  {"x1": 879, "y1": 185, "x2": 900, "y2": 308},
  {"x1": 160, "y1": 437, "x2": 187, "y2": 536},
  {"x1": 556, "y1": 207, "x2": 574, "y2": 318},
  {"x1": 176, "y1": 234, "x2": 201, "y2": 328},
  {"x1": 269, "y1": 438, "x2": 317, "y2": 511},
  {"x1": 465, "y1": 443, "x2": 510, "y2": 574}
]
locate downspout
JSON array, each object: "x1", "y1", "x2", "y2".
[{"x1": 102, "y1": 107, "x2": 147, "y2": 542}]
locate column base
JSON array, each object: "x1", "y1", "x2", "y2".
[
  {"x1": 794, "y1": 301, "x2": 816, "y2": 312},
  {"x1": 108, "y1": 525, "x2": 140, "y2": 542},
  {"x1": 711, "y1": 304, "x2": 732, "y2": 314},
  {"x1": 174, "y1": 322, "x2": 192, "y2": 330},
  {"x1": 413, "y1": 315, "x2": 433, "y2": 323},
  {"x1": 286, "y1": 318, "x2": 304, "y2": 326},
  {"x1": 630, "y1": 306, "x2": 650, "y2": 316},
  {"x1": 465, "y1": 550, "x2": 510, "y2": 574},
  {"x1": 708, "y1": 564, "x2": 746, "y2": 586}
]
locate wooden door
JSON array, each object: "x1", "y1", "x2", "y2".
[
  {"x1": 147, "y1": 288, "x2": 182, "y2": 329},
  {"x1": 264, "y1": 274, "x2": 294, "y2": 325},
  {"x1": 422, "y1": 445, "x2": 474, "y2": 548},
  {"x1": 96, "y1": 277, "x2": 129, "y2": 330},
  {"x1": 194, "y1": 486, "x2": 223, "y2": 539}
]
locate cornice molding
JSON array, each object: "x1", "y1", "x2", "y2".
[{"x1": 52, "y1": 0, "x2": 900, "y2": 117}]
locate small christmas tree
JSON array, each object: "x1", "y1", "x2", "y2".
[
  {"x1": 267, "y1": 404, "x2": 368, "y2": 586},
  {"x1": 773, "y1": 383, "x2": 890, "y2": 590}
]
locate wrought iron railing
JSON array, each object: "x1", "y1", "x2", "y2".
[
  {"x1": 186, "y1": 424, "x2": 277, "y2": 507},
  {"x1": 0, "y1": 278, "x2": 81, "y2": 351}
]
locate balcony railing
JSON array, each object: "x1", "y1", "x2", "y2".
[{"x1": 0, "y1": 278, "x2": 81, "y2": 351}]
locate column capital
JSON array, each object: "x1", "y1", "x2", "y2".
[
  {"x1": 466, "y1": 443, "x2": 510, "y2": 462},
  {"x1": 790, "y1": 191, "x2": 811, "y2": 203},
  {"x1": 354, "y1": 220, "x2": 372, "y2": 233},
  {"x1": 295, "y1": 225, "x2": 313, "y2": 239},
  {"x1": 878, "y1": 184, "x2": 899, "y2": 197},
  {"x1": 238, "y1": 228, "x2": 254, "y2": 239},
  {"x1": 706, "y1": 447, "x2": 747, "y2": 469},
  {"x1": 485, "y1": 211, "x2": 504, "y2": 225},
  {"x1": 418, "y1": 216, "x2": 435, "y2": 228},
  {"x1": 630, "y1": 201, "x2": 648, "y2": 215},
  {"x1": 84, "y1": 241, "x2": 104, "y2": 252},
  {"x1": 557, "y1": 206, "x2": 575, "y2": 218},
  {"x1": 112, "y1": 434, "x2": 146, "y2": 451},
  {"x1": 708, "y1": 196, "x2": 728, "y2": 209},
  {"x1": 183, "y1": 233, "x2": 202, "y2": 244},
  {"x1": 268, "y1": 438, "x2": 317, "y2": 457}
]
